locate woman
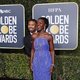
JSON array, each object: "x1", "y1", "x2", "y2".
[{"x1": 30, "y1": 17, "x2": 55, "y2": 80}]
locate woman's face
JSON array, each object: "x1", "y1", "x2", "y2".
[{"x1": 37, "y1": 19, "x2": 45, "y2": 32}]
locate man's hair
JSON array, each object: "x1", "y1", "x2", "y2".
[
  {"x1": 38, "y1": 17, "x2": 49, "y2": 29},
  {"x1": 28, "y1": 19, "x2": 37, "y2": 24}
]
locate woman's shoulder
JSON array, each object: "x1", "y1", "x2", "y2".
[
  {"x1": 32, "y1": 33, "x2": 38, "y2": 39},
  {"x1": 44, "y1": 32, "x2": 53, "y2": 40},
  {"x1": 45, "y1": 32, "x2": 52, "y2": 37}
]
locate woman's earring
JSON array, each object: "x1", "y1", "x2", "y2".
[{"x1": 44, "y1": 26, "x2": 46, "y2": 31}]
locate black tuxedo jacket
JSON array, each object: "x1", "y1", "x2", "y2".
[{"x1": 24, "y1": 33, "x2": 32, "y2": 57}]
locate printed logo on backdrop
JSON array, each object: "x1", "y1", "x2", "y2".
[
  {"x1": 0, "y1": 4, "x2": 25, "y2": 49},
  {"x1": 32, "y1": 2, "x2": 78, "y2": 50}
]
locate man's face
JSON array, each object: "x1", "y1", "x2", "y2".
[{"x1": 28, "y1": 21, "x2": 37, "y2": 33}]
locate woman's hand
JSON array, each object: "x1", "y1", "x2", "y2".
[{"x1": 50, "y1": 64, "x2": 54, "y2": 73}]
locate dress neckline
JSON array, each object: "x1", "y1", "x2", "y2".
[{"x1": 34, "y1": 37, "x2": 48, "y2": 41}]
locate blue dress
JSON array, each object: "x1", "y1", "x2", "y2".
[{"x1": 32, "y1": 37, "x2": 52, "y2": 80}]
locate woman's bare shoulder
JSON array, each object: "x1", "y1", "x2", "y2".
[
  {"x1": 45, "y1": 32, "x2": 52, "y2": 37},
  {"x1": 46, "y1": 32, "x2": 53, "y2": 40},
  {"x1": 32, "y1": 33, "x2": 38, "y2": 39}
]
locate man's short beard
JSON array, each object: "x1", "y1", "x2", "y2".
[{"x1": 30, "y1": 29, "x2": 36, "y2": 33}]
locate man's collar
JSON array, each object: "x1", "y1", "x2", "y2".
[{"x1": 30, "y1": 31, "x2": 37, "y2": 35}]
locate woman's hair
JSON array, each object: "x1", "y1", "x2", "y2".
[{"x1": 38, "y1": 17, "x2": 49, "y2": 29}]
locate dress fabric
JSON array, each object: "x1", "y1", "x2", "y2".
[{"x1": 32, "y1": 37, "x2": 52, "y2": 80}]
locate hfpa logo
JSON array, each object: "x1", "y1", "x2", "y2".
[{"x1": 0, "y1": 9, "x2": 11, "y2": 14}]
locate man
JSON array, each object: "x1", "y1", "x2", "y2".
[{"x1": 24, "y1": 19, "x2": 37, "y2": 57}]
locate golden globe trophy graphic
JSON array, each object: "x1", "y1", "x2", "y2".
[
  {"x1": 32, "y1": 2, "x2": 78, "y2": 50},
  {"x1": 1, "y1": 25, "x2": 9, "y2": 34},
  {"x1": 50, "y1": 25, "x2": 59, "y2": 34},
  {"x1": 0, "y1": 4, "x2": 25, "y2": 49}
]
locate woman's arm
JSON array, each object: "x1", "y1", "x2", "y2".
[{"x1": 49, "y1": 34, "x2": 55, "y2": 72}]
